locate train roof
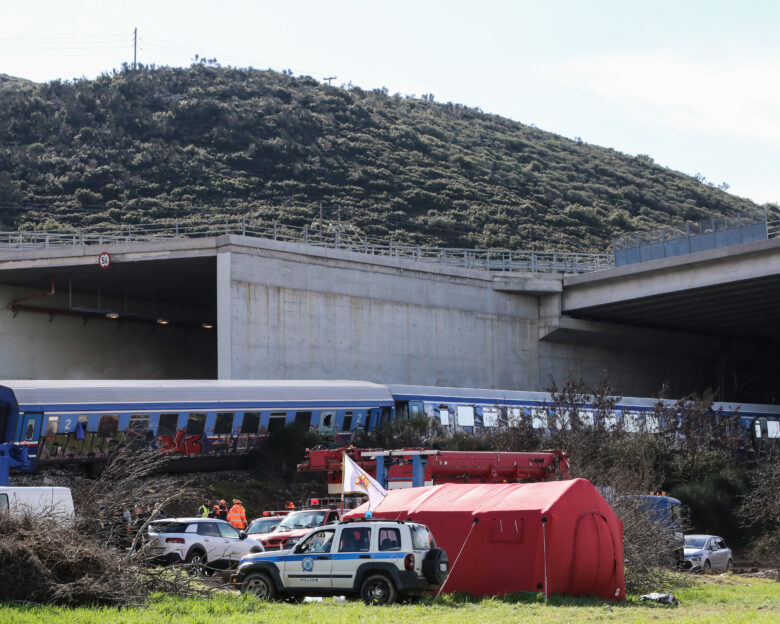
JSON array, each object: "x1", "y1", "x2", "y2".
[
  {"x1": 0, "y1": 380, "x2": 395, "y2": 411},
  {"x1": 388, "y1": 384, "x2": 551, "y2": 403}
]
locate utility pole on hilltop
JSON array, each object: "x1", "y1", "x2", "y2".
[
  {"x1": 133, "y1": 27, "x2": 137, "y2": 70},
  {"x1": 324, "y1": 76, "x2": 336, "y2": 86}
]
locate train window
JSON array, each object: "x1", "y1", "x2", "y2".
[
  {"x1": 98, "y1": 414, "x2": 119, "y2": 437},
  {"x1": 0, "y1": 404, "x2": 7, "y2": 439},
  {"x1": 45, "y1": 415, "x2": 58, "y2": 436},
  {"x1": 768, "y1": 420, "x2": 780, "y2": 438},
  {"x1": 294, "y1": 412, "x2": 312, "y2": 430},
  {"x1": 532, "y1": 409, "x2": 547, "y2": 430},
  {"x1": 186, "y1": 413, "x2": 206, "y2": 435},
  {"x1": 129, "y1": 414, "x2": 149, "y2": 436},
  {"x1": 0, "y1": 494, "x2": 7, "y2": 513},
  {"x1": 645, "y1": 414, "x2": 660, "y2": 433},
  {"x1": 242, "y1": 412, "x2": 260, "y2": 434},
  {"x1": 75, "y1": 415, "x2": 88, "y2": 439},
  {"x1": 268, "y1": 412, "x2": 287, "y2": 433},
  {"x1": 623, "y1": 413, "x2": 641, "y2": 432},
  {"x1": 342, "y1": 411, "x2": 353, "y2": 431},
  {"x1": 507, "y1": 407, "x2": 523, "y2": 427},
  {"x1": 319, "y1": 411, "x2": 336, "y2": 432},
  {"x1": 409, "y1": 401, "x2": 424, "y2": 418},
  {"x1": 438, "y1": 408, "x2": 450, "y2": 426},
  {"x1": 158, "y1": 413, "x2": 179, "y2": 437},
  {"x1": 579, "y1": 410, "x2": 594, "y2": 427},
  {"x1": 214, "y1": 412, "x2": 234, "y2": 435},
  {"x1": 24, "y1": 417, "x2": 37, "y2": 441},
  {"x1": 483, "y1": 407, "x2": 499, "y2": 427}
]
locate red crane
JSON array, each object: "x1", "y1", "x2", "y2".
[{"x1": 298, "y1": 447, "x2": 570, "y2": 494}]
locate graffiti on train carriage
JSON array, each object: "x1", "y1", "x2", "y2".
[
  {"x1": 0, "y1": 380, "x2": 388, "y2": 468},
  {"x1": 35, "y1": 410, "x2": 317, "y2": 461}
]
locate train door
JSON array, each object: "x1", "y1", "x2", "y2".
[
  {"x1": 18, "y1": 413, "x2": 43, "y2": 460},
  {"x1": 0, "y1": 402, "x2": 9, "y2": 442}
]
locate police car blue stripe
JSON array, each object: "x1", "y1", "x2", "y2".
[{"x1": 245, "y1": 552, "x2": 408, "y2": 563}]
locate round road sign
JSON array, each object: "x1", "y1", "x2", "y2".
[{"x1": 98, "y1": 251, "x2": 111, "y2": 269}]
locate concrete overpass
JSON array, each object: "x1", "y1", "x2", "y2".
[
  {"x1": 0, "y1": 233, "x2": 777, "y2": 402},
  {"x1": 553, "y1": 237, "x2": 780, "y2": 402}
]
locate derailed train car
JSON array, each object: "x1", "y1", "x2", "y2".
[
  {"x1": 0, "y1": 379, "x2": 778, "y2": 473},
  {"x1": 388, "y1": 384, "x2": 780, "y2": 440},
  {"x1": 0, "y1": 380, "x2": 394, "y2": 471}
]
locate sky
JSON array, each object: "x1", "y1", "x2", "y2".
[{"x1": 2, "y1": 0, "x2": 780, "y2": 206}]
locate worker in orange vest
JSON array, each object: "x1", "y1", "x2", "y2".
[
  {"x1": 285, "y1": 501, "x2": 296, "y2": 509},
  {"x1": 227, "y1": 499, "x2": 247, "y2": 530}
]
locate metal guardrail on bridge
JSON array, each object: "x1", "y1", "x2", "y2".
[{"x1": 0, "y1": 219, "x2": 613, "y2": 275}]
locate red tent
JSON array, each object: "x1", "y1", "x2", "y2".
[{"x1": 343, "y1": 479, "x2": 625, "y2": 600}]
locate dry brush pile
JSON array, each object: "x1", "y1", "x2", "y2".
[{"x1": 0, "y1": 450, "x2": 212, "y2": 606}]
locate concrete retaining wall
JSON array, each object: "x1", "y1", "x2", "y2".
[{"x1": 0, "y1": 285, "x2": 216, "y2": 379}]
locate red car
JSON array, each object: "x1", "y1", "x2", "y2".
[
  {"x1": 259, "y1": 508, "x2": 341, "y2": 550},
  {"x1": 245, "y1": 515, "x2": 285, "y2": 539}
]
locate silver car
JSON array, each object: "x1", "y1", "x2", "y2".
[
  {"x1": 144, "y1": 517, "x2": 264, "y2": 575},
  {"x1": 683, "y1": 534, "x2": 732, "y2": 571}
]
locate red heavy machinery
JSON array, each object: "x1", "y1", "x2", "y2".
[{"x1": 297, "y1": 447, "x2": 570, "y2": 494}]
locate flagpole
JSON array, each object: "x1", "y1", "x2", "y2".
[{"x1": 341, "y1": 451, "x2": 346, "y2": 513}]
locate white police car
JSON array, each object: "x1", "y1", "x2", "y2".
[{"x1": 231, "y1": 519, "x2": 449, "y2": 605}]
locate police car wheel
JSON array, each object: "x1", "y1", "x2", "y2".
[
  {"x1": 360, "y1": 574, "x2": 397, "y2": 606},
  {"x1": 243, "y1": 573, "x2": 276, "y2": 600}
]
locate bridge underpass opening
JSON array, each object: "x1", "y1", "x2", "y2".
[
  {"x1": 564, "y1": 274, "x2": 780, "y2": 404},
  {"x1": 0, "y1": 257, "x2": 217, "y2": 380}
]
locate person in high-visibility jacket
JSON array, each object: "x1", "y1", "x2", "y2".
[
  {"x1": 227, "y1": 499, "x2": 247, "y2": 530},
  {"x1": 197, "y1": 500, "x2": 211, "y2": 517}
]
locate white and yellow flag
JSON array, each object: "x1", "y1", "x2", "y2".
[{"x1": 342, "y1": 453, "x2": 388, "y2": 511}]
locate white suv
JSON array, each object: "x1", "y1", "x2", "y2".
[
  {"x1": 231, "y1": 519, "x2": 449, "y2": 604},
  {"x1": 142, "y1": 517, "x2": 264, "y2": 574}
]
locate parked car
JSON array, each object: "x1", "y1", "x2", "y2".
[
  {"x1": 142, "y1": 517, "x2": 264, "y2": 575},
  {"x1": 258, "y1": 508, "x2": 340, "y2": 550},
  {"x1": 0, "y1": 486, "x2": 74, "y2": 521},
  {"x1": 245, "y1": 515, "x2": 285, "y2": 539},
  {"x1": 683, "y1": 534, "x2": 732, "y2": 571},
  {"x1": 232, "y1": 519, "x2": 449, "y2": 605}
]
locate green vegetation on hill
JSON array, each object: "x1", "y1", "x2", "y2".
[{"x1": 0, "y1": 64, "x2": 763, "y2": 251}]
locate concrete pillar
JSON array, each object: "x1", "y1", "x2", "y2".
[{"x1": 217, "y1": 251, "x2": 232, "y2": 379}]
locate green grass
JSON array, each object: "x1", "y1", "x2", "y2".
[{"x1": 1, "y1": 576, "x2": 777, "y2": 623}]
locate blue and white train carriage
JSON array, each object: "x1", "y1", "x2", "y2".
[
  {"x1": 1, "y1": 380, "x2": 778, "y2": 473},
  {"x1": 0, "y1": 380, "x2": 394, "y2": 470},
  {"x1": 389, "y1": 384, "x2": 780, "y2": 438}
]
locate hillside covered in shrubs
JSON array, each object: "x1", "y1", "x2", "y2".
[{"x1": 0, "y1": 63, "x2": 762, "y2": 251}]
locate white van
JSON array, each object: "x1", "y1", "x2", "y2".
[{"x1": 0, "y1": 486, "x2": 74, "y2": 520}]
